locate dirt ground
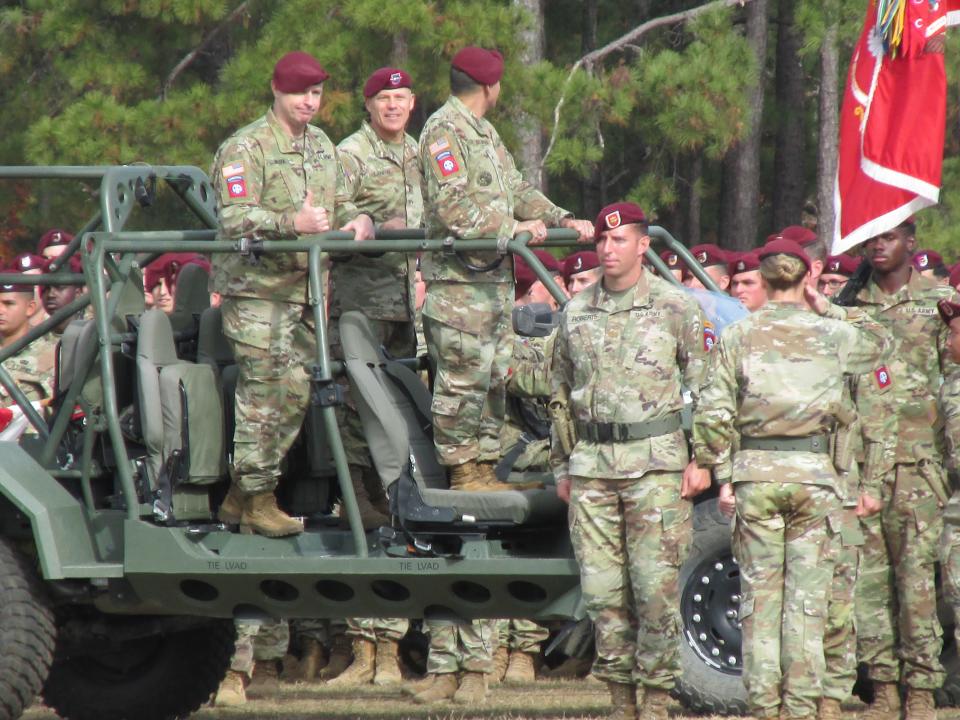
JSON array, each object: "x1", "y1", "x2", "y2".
[{"x1": 21, "y1": 680, "x2": 960, "y2": 720}]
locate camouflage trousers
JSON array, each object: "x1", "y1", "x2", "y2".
[
  {"x1": 940, "y1": 495, "x2": 960, "y2": 654},
  {"x1": 293, "y1": 618, "x2": 346, "y2": 643},
  {"x1": 732, "y1": 481, "x2": 839, "y2": 719},
  {"x1": 822, "y1": 507, "x2": 864, "y2": 702},
  {"x1": 494, "y1": 618, "x2": 549, "y2": 653},
  {"x1": 569, "y1": 472, "x2": 690, "y2": 689},
  {"x1": 344, "y1": 617, "x2": 409, "y2": 643},
  {"x1": 424, "y1": 619, "x2": 496, "y2": 675},
  {"x1": 231, "y1": 619, "x2": 290, "y2": 677},
  {"x1": 423, "y1": 281, "x2": 513, "y2": 466},
  {"x1": 329, "y1": 316, "x2": 416, "y2": 468},
  {"x1": 855, "y1": 463, "x2": 945, "y2": 689},
  {"x1": 221, "y1": 297, "x2": 313, "y2": 495}
]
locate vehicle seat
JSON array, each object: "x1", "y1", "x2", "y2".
[
  {"x1": 339, "y1": 311, "x2": 564, "y2": 526},
  {"x1": 136, "y1": 309, "x2": 225, "y2": 491}
]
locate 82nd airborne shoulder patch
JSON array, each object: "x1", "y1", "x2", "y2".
[
  {"x1": 428, "y1": 135, "x2": 462, "y2": 180},
  {"x1": 222, "y1": 162, "x2": 247, "y2": 199}
]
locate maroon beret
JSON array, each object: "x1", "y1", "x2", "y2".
[
  {"x1": 363, "y1": 67, "x2": 412, "y2": 98},
  {"x1": 913, "y1": 249, "x2": 944, "y2": 271},
  {"x1": 45, "y1": 254, "x2": 83, "y2": 275},
  {"x1": 938, "y1": 298, "x2": 960, "y2": 325},
  {"x1": 729, "y1": 252, "x2": 760, "y2": 276},
  {"x1": 825, "y1": 254, "x2": 860, "y2": 277},
  {"x1": 451, "y1": 46, "x2": 504, "y2": 85},
  {"x1": 13, "y1": 253, "x2": 45, "y2": 272},
  {"x1": 37, "y1": 228, "x2": 74, "y2": 255},
  {"x1": 594, "y1": 202, "x2": 646, "y2": 240},
  {"x1": 514, "y1": 250, "x2": 561, "y2": 298},
  {"x1": 768, "y1": 225, "x2": 818, "y2": 247},
  {"x1": 689, "y1": 244, "x2": 728, "y2": 269},
  {"x1": 143, "y1": 253, "x2": 211, "y2": 292},
  {"x1": 562, "y1": 251, "x2": 599, "y2": 282},
  {"x1": 272, "y1": 51, "x2": 329, "y2": 93},
  {"x1": 758, "y1": 238, "x2": 812, "y2": 273},
  {"x1": 949, "y1": 264, "x2": 960, "y2": 290},
  {"x1": 0, "y1": 266, "x2": 32, "y2": 294},
  {"x1": 659, "y1": 249, "x2": 684, "y2": 270}
]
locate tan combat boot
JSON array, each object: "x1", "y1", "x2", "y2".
[
  {"x1": 453, "y1": 671, "x2": 489, "y2": 704},
  {"x1": 490, "y1": 644, "x2": 509, "y2": 685},
  {"x1": 217, "y1": 483, "x2": 244, "y2": 524},
  {"x1": 319, "y1": 633, "x2": 352, "y2": 680},
  {"x1": 412, "y1": 672, "x2": 458, "y2": 703},
  {"x1": 213, "y1": 669, "x2": 247, "y2": 707},
  {"x1": 905, "y1": 688, "x2": 936, "y2": 720},
  {"x1": 863, "y1": 682, "x2": 902, "y2": 720},
  {"x1": 372, "y1": 638, "x2": 403, "y2": 686},
  {"x1": 298, "y1": 637, "x2": 327, "y2": 682},
  {"x1": 246, "y1": 660, "x2": 280, "y2": 698},
  {"x1": 475, "y1": 462, "x2": 545, "y2": 491},
  {"x1": 818, "y1": 697, "x2": 843, "y2": 720},
  {"x1": 339, "y1": 465, "x2": 390, "y2": 530},
  {"x1": 402, "y1": 673, "x2": 438, "y2": 696},
  {"x1": 637, "y1": 687, "x2": 672, "y2": 720},
  {"x1": 326, "y1": 637, "x2": 375, "y2": 686},
  {"x1": 503, "y1": 650, "x2": 537, "y2": 683},
  {"x1": 450, "y1": 462, "x2": 542, "y2": 492},
  {"x1": 240, "y1": 493, "x2": 303, "y2": 537},
  {"x1": 607, "y1": 681, "x2": 638, "y2": 720}
]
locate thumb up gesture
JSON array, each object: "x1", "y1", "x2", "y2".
[{"x1": 294, "y1": 190, "x2": 331, "y2": 234}]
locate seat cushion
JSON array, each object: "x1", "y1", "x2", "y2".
[{"x1": 418, "y1": 484, "x2": 565, "y2": 525}]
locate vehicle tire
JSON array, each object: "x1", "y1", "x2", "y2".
[
  {"x1": 0, "y1": 539, "x2": 55, "y2": 720},
  {"x1": 43, "y1": 617, "x2": 234, "y2": 720},
  {"x1": 675, "y1": 497, "x2": 749, "y2": 716}
]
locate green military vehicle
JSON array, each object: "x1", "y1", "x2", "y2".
[{"x1": 0, "y1": 165, "x2": 747, "y2": 720}]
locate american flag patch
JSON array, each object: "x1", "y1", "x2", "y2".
[{"x1": 221, "y1": 162, "x2": 245, "y2": 179}]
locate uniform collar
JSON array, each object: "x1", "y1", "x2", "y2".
[
  {"x1": 267, "y1": 108, "x2": 309, "y2": 154},
  {"x1": 446, "y1": 95, "x2": 492, "y2": 138},
  {"x1": 360, "y1": 121, "x2": 413, "y2": 163},
  {"x1": 857, "y1": 266, "x2": 930, "y2": 306},
  {"x1": 587, "y1": 270, "x2": 652, "y2": 312}
]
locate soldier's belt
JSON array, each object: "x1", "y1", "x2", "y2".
[
  {"x1": 739, "y1": 434, "x2": 830, "y2": 454},
  {"x1": 574, "y1": 412, "x2": 682, "y2": 443}
]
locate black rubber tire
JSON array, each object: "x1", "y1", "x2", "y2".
[
  {"x1": 0, "y1": 539, "x2": 55, "y2": 720},
  {"x1": 43, "y1": 618, "x2": 234, "y2": 720},
  {"x1": 675, "y1": 497, "x2": 749, "y2": 716}
]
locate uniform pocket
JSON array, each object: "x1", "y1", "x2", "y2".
[
  {"x1": 914, "y1": 494, "x2": 943, "y2": 535},
  {"x1": 660, "y1": 500, "x2": 693, "y2": 567},
  {"x1": 431, "y1": 394, "x2": 462, "y2": 418}
]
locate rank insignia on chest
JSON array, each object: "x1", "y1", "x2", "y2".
[{"x1": 874, "y1": 365, "x2": 892, "y2": 389}]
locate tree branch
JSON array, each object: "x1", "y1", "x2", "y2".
[
  {"x1": 540, "y1": 0, "x2": 752, "y2": 171},
  {"x1": 161, "y1": 1, "x2": 251, "y2": 99}
]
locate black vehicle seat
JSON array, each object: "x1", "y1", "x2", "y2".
[
  {"x1": 136, "y1": 309, "x2": 225, "y2": 492},
  {"x1": 339, "y1": 311, "x2": 565, "y2": 526}
]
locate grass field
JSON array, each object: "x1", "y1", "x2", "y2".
[{"x1": 21, "y1": 680, "x2": 960, "y2": 720}]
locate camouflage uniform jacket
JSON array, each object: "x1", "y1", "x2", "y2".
[
  {"x1": 501, "y1": 333, "x2": 555, "y2": 468},
  {"x1": 330, "y1": 121, "x2": 423, "y2": 322},
  {"x1": 209, "y1": 108, "x2": 359, "y2": 304},
  {"x1": 850, "y1": 270, "x2": 960, "y2": 465},
  {"x1": 418, "y1": 95, "x2": 570, "y2": 285},
  {"x1": 508, "y1": 333, "x2": 554, "y2": 400},
  {"x1": 550, "y1": 272, "x2": 707, "y2": 480},
  {"x1": 0, "y1": 334, "x2": 57, "y2": 405},
  {"x1": 693, "y1": 302, "x2": 891, "y2": 490}
]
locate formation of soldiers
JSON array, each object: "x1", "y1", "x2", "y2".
[{"x1": 6, "y1": 43, "x2": 960, "y2": 720}]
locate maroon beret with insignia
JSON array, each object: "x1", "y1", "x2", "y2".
[
  {"x1": 659, "y1": 249, "x2": 683, "y2": 270},
  {"x1": 272, "y1": 51, "x2": 329, "y2": 93},
  {"x1": 768, "y1": 225, "x2": 818, "y2": 247},
  {"x1": 594, "y1": 202, "x2": 646, "y2": 240},
  {"x1": 562, "y1": 251, "x2": 599, "y2": 282},
  {"x1": 363, "y1": 67, "x2": 413, "y2": 98},
  {"x1": 0, "y1": 265, "x2": 32, "y2": 294},
  {"x1": 37, "y1": 228, "x2": 74, "y2": 255},
  {"x1": 758, "y1": 238, "x2": 812, "y2": 272},
  {"x1": 451, "y1": 46, "x2": 504, "y2": 85},
  {"x1": 13, "y1": 253, "x2": 45, "y2": 272},
  {"x1": 825, "y1": 254, "x2": 860, "y2": 277},
  {"x1": 514, "y1": 250, "x2": 562, "y2": 298},
  {"x1": 938, "y1": 298, "x2": 960, "y2": 325},
  {"x1": 912, "y1": 249, "x2": 943, "y2": 271},
  {"x1": 44, "y1": 254, "x2": 83, "y2": 274},
  {"x1": 728, "y1": 252, "x2": 760, "y2": 277},
  {"x1": 689, "y1": 244, "x2": 728, "y2": 269}
]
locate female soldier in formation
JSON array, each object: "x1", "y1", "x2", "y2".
[{"x1": 692, "y1": 238, "x2": 891, "y2": 720}]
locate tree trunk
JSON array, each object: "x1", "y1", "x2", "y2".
[
  {"x1": 771, "y1": 0, "x2": 805, "y2": 231},
  {"x1": 391, "y1": 32, "x2": 409, "y2": 66},
  {"x1": 817, "y1": 21, "x2": 839, "y2": 247},
  {"x1": 720, "y1": 0, "x2": 769, "y2": 251},
  {"x1": 687, "y1": 154, "x2": 703, "y2": 246},
  {"x1": 512, "y1": 0, "x2": 546, "y2": 189}
]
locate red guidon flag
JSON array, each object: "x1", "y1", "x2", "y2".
[{"x1": 833, "y1": 0, "x2": 955, "y2": 254}]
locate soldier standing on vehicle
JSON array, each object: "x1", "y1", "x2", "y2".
[
  {"x1": 551, "y1": 202, "x2": 710, "y2": 720},
  {"x1": 693, "y1": 238, "x2": 890, "y2": 720},
  {"x1": 419, "y1": 45, "x2": 592, "y2": 492},
  {"x1": 209, "y1": 51, "x2": 373, "y2": 538},
  {"x1": 848, "y1": 218, "x2": 959, "y2": 720},
  {"x1": 321, "y1": 65, "x2": 423, "y2": 691}
]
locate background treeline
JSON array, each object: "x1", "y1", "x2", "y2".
[{"x1": 1, "y1": 0, "x2": 959, "y2": 258}]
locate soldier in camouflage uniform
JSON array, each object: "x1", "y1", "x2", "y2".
[
  {"x1": 209, "y1": 51, "x2": 372, "y2": 538},
  {"x1": 849, "y1": 220, "x2": 960, "y2": 720},
  {"x1": 419, "y1": 45, "x2": 591, "y2": 493},
  {"x1": 214, "y1": 619, "x2": 290, "y2": 706},
  {"x1": 322, "y1": 66, "x2": 423, "y2": 691},
  {"x1": 408, "y1": 620, "x2": 498, "y2": 704},
  {"x1": 693, "y1": 238, "x2": 891, "y2": 720},
  {"x1": 551, "y1": 202, "x2": 709, "y2": 720},
  {"x1": 0, "y1": 274, "x2": 56, "y2": 417}
]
